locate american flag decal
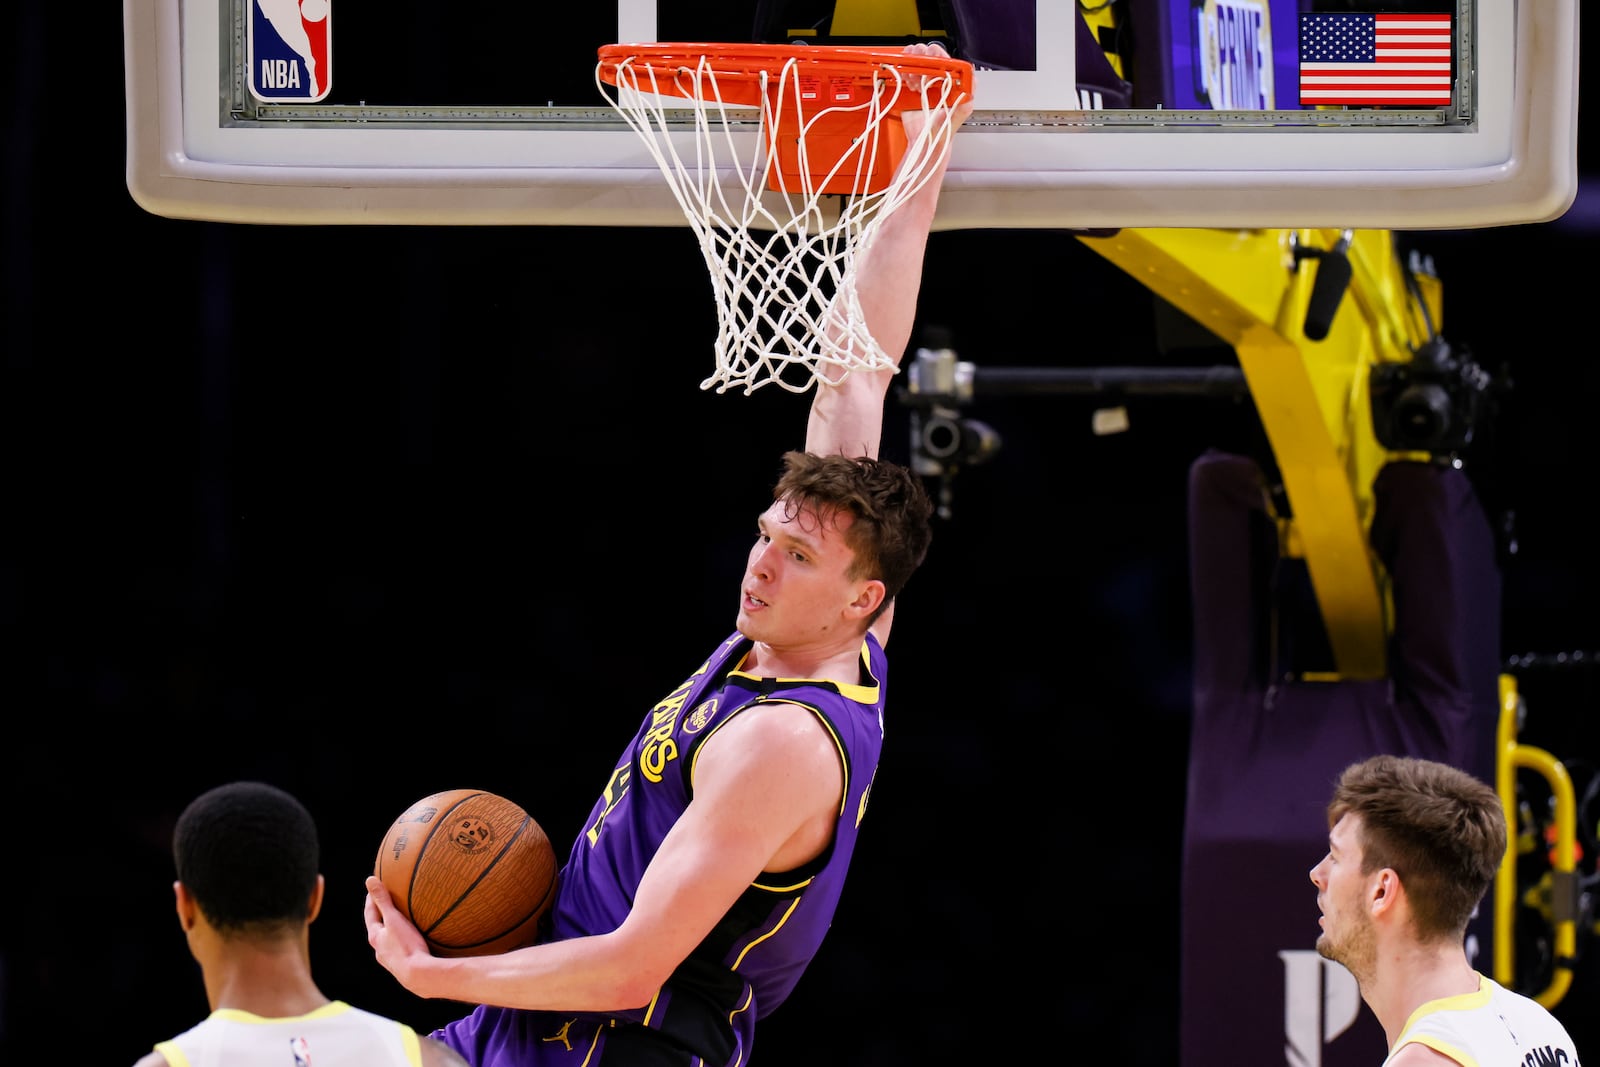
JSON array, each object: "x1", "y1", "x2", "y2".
[{"x1": 1298, "y1": 12, "x2": 1452, "y2": 106}]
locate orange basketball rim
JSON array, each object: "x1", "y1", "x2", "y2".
[{"x1": 596, "y1": 42, "x2": 974, "y2": 196}]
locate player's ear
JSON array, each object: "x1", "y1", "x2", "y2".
[
  {"x1": 307, "y1": 873, "x2": 326, "y2": 924},
  {"x1": 174, "y1": 880, "x2": 198, "y2": 931},
  {"x1": 849, "y1": 579, "x2": 886, "y2": 618},
  {"x1": 1369, "y1": 867, "x2": 1402, "y2": 918}
]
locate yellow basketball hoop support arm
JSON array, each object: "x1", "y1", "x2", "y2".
[
  {"x1": 1495, "y1": 673, "x2": 1581, "y2": 1009},
  {"x1": 1078, "y1": 228, "x2": 1440, "y2": 680}
]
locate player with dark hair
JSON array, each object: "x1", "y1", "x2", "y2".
[
  {"x1": 1310, "y1": 754, "x2": 1583, "y2": 1066},
  {"x1": 361, "y1": 43, "x2": 970, "y2": 1067},
  {"x1": 136, "y1": 781, "x2": 469, "y2": 1067}
]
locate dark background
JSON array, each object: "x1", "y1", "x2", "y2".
[{"x1": 3, "y1": 4, "x2": 1596, "y2": 1066}]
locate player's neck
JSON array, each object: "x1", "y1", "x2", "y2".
[
  {"x1": 743, "y1": 634, "x2": 861, "y2": 683},
  {"x1": 205, "y1": 940, "x2": 331, "y2": 1019},
  {"x1": 1368, "y1": 942, "x2": 1480, "y2": 1049}
]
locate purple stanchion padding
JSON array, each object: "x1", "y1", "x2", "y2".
[{"x1": 1180, "y1": 452, "x2": 1500, "y2": 1067}]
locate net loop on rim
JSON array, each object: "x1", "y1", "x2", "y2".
[{"x1": 596, "y1": 44, "x2": 973, "y2": 395}]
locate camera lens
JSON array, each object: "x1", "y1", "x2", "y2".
[
  {"x1": 919, "y1": 414, "x2": 963, "y2": 460},
  {"x1": 1391, "y1": 382, "x2": 1454, "y2": 450}
]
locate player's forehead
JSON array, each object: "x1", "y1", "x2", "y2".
[
  {"x1": 760, "y1": 496, "x2": 851, "y2": 540},
  {"x1": 761, "y1": 495, "x2": 838, "y2": 531},
  {"x1": 1328, "y1": 812, "x2": 1364, "y2": 858}
]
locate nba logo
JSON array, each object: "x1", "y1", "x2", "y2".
[{"x1": 248, "y1": 0, "x2": 332, "y2": 103}]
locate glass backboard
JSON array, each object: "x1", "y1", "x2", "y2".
[{"x1": 122, "y1": 0, "x2": 1579, "y2": 229}]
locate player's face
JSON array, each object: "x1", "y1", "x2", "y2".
[
  {"x1": 1309, "y1": 813, "x2": 1377, "y2": 979},
  {"x1": 738, "y1": 498, "x2": 862, "y2": 645}
]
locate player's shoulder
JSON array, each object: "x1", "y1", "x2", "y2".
[
  {"x1": 132, "y1": 1050, "x2": 171, "y2": 1067},
  {"x1": 1385, "y1": 1040, "x2": 1463, "y2": 1066},
  {"x1": 420, "y1": 1036, "x2": 472, "y2": 1067},
  {"x1": 719, "y1": 698, "x2": 835, "y2": 750},
  {"x1": 343, "y1": 1009, "x2": 469, "y2": 1067},
  {"x1": 693, "y1": 698, "x2": 843, "y2": 792}
]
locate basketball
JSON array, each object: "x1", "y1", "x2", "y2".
[{"x1": 374, "y1": 788, "x2": 559, "y2": 958}]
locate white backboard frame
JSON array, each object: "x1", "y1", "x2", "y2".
[{"x1": 123, "y1": 0, "x2": 1579, "y2": 229}]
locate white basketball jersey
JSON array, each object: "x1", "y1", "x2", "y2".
[
  {"x1": 155, "y1": 1002, "x2": 425, "y2": 1067},
  {"x1": 1383, "y1": 974, "x2": 1582, "y2": 1067}
]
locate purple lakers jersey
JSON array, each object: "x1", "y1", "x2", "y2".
[{"x1": 435, "y1": 630, "x2": 889, "y2": 1067}]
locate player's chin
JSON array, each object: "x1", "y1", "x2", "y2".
[{"x1": 736, "y1": 606, "x2": 772, "y2": 639}]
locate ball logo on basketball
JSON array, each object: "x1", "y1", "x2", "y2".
[
  {"x1": 448, "y1": 817, "x2": 494, "y2": 853},
  {"x1": 374, "y1": 788, "x2": 559, "y2": 958}
]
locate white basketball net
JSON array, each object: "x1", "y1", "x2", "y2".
[{"x1": 596, "y1": 51, "x2": 967, "y2": 395}]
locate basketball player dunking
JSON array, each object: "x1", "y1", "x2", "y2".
[{"x1": 362, "y1": 42, "x2": 975, "y2": 1067}]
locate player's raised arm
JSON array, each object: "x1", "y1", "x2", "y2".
[{"x1": 805, "y1": 44, "x2": 974, "y2": 459}]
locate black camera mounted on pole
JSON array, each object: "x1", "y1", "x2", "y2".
[{"x1": 898, "y1": 326, "x2": 1248, "y2": 519}]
